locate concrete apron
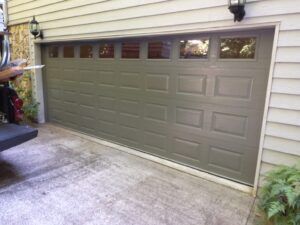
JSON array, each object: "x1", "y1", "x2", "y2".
[{"x1": 0, "y1": 124, "x2": 255, "y2": 225}]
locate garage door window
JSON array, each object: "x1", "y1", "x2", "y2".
[
  {"x1": 49, "y1": 46, "x2": 59, "y2": 58},
  {"x1": 63, "y1": 46, "x2": 74, "y2": 58},
  {"x1": 148, "y1": 41, "x2": 171, "y2": 59},
  {"x1": 80, "y1": 45, "x2": 93, "y2": 58},
  {"x1": 180, "y1": 39, "x2": 209, "y2": 59},
  {"x1": 220, "y1": 37, "x2": 256, "y2": 59},
  {"x1": 99, "y1": 43, "x2": 114, "y2": 58},
  {"x1": 122, "y1": 42, "x2": 140, "y2": 59}
]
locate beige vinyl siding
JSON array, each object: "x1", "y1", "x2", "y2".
[{"x1": 7, "y1": 0, "x2": 300, "y2": 184}]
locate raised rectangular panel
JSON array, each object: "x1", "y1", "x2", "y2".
[
  {"x1": 78, "y1": 93, "x2": 95, "y2": 107},
  {"x1": 119, "y1": 126, "x2": 139, "y2": 144},
  {"x1": 172, "y1": 138, "x2": 201, "y2": 162},
  {"x1": 98, "y1": 108, "x2": 116, "y2": 123},
  {"x1": 62, "y1": 80, "x2": 78, "y2": 91},
  {"x1": 63, "y1": 90, "x2": 77, "y2": 103},
  {"x1": 119, "y1": 113, "x2": 139, "y2": 128},
  {"x1": 215, "y1": 76, "x2": 253, "y2": 99},
  {"x1": 176, "y1": 107, "x2": 203, "y2": 128},
  {"x1": 79, "y1": 105, "x2": 95, "y2": 119},
  {"x1": 177, "y1": 75, "x2": 206, "y2": 95},
  {"x1": 79, "y1": 70, "x2": 96, "y2": 83},
  {"x1": 63, "y1": 111, "x2": 78, "y2": 124},
  {"x1": 98, "y1": 120, "x2": 115, "y2": 136},
  {"x1": 145, "y1": 103, "x2": 167, "y2": 122},
  {"x1": 48, "y1": 78, "x2": 61, "y2": 87},
  {"x1": 99, "y1": 71, "x2": 115, "y2": 87},
  {"x1": 146, "y1": 73, "x2": 169, "y2": 92},
  {"x1": 119, "y1": 99, "x2": 139, "y2": 116},
  {"x1": 63, "y1": 69, "x2": 77, "y2": 82},
  {"x1": 120, "y1": 72, "x2": 141, "y2": 89},
  {"x1": 49, "y1": 88, "x2": 61, "y2": 100},
  {"x1": 144, "y1": 131, "x2": 167, "y2": 152},
  {"x1": 209, "y1": 146, "x2": 242, "y2": 172},
  {"x1": 98, "y1": 96, "x2": 115, "y2": 110},
  {"x1": 64, "y1": 101, "x2": 78, "y2": 113},
  {"x1": 212, "y1": 112, "x2": 248, "y2": 137}
]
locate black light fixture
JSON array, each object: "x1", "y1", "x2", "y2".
[
  {"x1": 228, "y1": 0, "x2": 246, "y2": 22},
  {"x1": 29, "y1": 16, "x2": 43, "y2": 39}
]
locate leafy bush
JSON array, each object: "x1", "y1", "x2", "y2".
[
  {"x1": 11, "y1": 71, "x2": 39, "y2": 122},
  {"x1": 258, "y1": 165, "x2": 300, "y2": 225}
]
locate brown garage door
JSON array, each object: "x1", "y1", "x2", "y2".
[{"x1": 43, "y1": 29, "x2": 274, "y2": 185}]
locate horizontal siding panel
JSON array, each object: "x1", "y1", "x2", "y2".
[
  {"x1": 260, "y1": 162, "x2": 276, "y2": 175},
  {"x1": 262, "y1": 149, "x2": 300, "y2": 166},
  {"x1": 269, "y1": 93, "x2": 300, "y2": 110},
  {"x1": 8, "y1": 0, "x2": 168, "y2": 22},
  {"x1": 8, "y1": 0, "x2": 293, "y2": 28},
  {"x1": 274, "y1": 63, "x2": 300, "y2": 78},
  {"x1": 278, "y1": 30, "x2": 300, "y2": 47},
  {"x1": 8, "y1": 0, "x2": 34, "y2": 8},
  {"x1": 9, "y1": 0, "x2": 109, "y2": 14},
  {"x1": 9, "y1": 0, "x2": 64, "y2": 13},
  {"x1": 276, "y1": 47, "x2": 300, "y2": 62},
  {"x1": 272, "y1": 78, "x2": 300, "y2": 95},
  {"x1": 266, "y1": 122, "x2": 300, "y2": 141},
  {"x1": 268, "y1": 108, "x2": 300, "y2": 126},
  {"x1": 264, "y1": 135, "x2": 300, "y2": 156}
]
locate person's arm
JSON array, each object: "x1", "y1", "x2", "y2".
[{"x1": 0, "y1": 66, "x2": 24, "y2": 82}]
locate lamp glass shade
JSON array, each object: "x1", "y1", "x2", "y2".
[
  {"x1": 30, "y1": 17, "x2": 39, "y2": 35},
  {"x1": 229, "y1": 0, "x2": 245, "y2": 6}
]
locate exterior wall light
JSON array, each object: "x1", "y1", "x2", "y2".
[
  {"x1": 29, "y1": 16, "x2": 43, "y2": 39},
  {"x1": 228, "y1": 0, "x2": 246, "y2": 22}
]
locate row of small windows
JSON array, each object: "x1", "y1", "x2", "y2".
[{"x1": 49, "y1": 37, "x2": 256, "y2": 60}]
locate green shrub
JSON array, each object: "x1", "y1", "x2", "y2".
[
  {"x1": 11, "y1": 71, "x2": 39, "y2": 122},
  {"x1": 258, "y1": 165, "x2": 300, "y2": 225}
]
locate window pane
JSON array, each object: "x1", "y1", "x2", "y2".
[
  {"x1": 49, "y1": 46, "x2": 59, "y2": 58},
  {"x1": 180, "y1": 39, "x2": 209, "y2": 59},
  {"x1": 122, "y1": 42, "x2": 139, "y2": 59},
  {"x1": 99, "y1": 43, "x2": 114, "y2": 58},
  {"x1": 148, "y1": 41, "x2": 171, "y2": 59},
  {"x1": 220, "y1": 37, "x2": 256, "y2": 59},
  {"x1": 63, "y1": 46, "x2": 74, "y2": 58},
  {"x1": 80, "y1": 45, "x2": 93, "y2": 58}
]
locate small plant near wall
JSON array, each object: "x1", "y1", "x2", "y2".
[
  {"x1": 11, "y1": 71, "x2": 39, "y2": 123},
  {"x1": 257, "y1": 165, "x2": 300, "y2": 225}
]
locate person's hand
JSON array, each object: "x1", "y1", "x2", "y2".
[{"x1": 10, "y1": 66, "x2": 24, "y2": 76}]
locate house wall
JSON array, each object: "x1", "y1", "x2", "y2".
[{"x1": 7, "y1": 0, "x2": 300, "y2": 189}]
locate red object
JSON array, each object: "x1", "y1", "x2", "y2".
[
  {"x1": 11, "y1": 95, "x2": 24, "y2": 122},
  {"x1": 12, "y1": 96, "x2": 23, "y2": 109},
  {"x1": 14, "y1": 109, "x2": 24, "y2": 122}
]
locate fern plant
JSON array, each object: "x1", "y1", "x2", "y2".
[{"x1": 258, "y1": 165, "x2": 300, "y2": 225}]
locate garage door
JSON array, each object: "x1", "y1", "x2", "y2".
[{"x1": 43, "y1": 29, "x2": 274, "y2": 185}]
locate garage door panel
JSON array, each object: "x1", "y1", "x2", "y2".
[
  {"x1": 119, "y1": 72, "x2": 142, "y2": 90},
  {"x1": 171, "y1": 137, "x2": 203, "y2": 166},
  {"x1": 118, "y1": 98, "x2": 141, "y2": 116},
  {"x1": 175, "y1": 106, "x2": 204, "y2": 129},
  {"x1": 97, "y1": 95, "x2": 116, "y2": 111},
  {"x1": 96, "y1": 108, "x2": 116, "y2": 123},
  {"x1": 145, "y1": 73, "x2": 170, "y2": 94},
  {"x1": 118, "y1": 125, "x2": 141, "y2": 148},
  {"x1": 119, "y1": 113, "x2": 140, "y2": 129},
  {"x1": 44, "y1": 29, "x2": 273, "y2": 185},
  {"x1": 143, "y1": 131, "x2": 168, "y2": 155},
  {"x1": 98, "y1": 70, "x2": 116, "y2": 87},
  {"x1": 144, "y1": 102, "x2": 168, "y2": 123},
  {"x1": 97, "y1": 120, "x2": 117, "y2": 138},
  {"x1": 177, "y1": 74, "x2": 207, "y2": 96}
]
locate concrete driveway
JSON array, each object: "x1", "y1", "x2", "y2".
[{"x1": 0, "y1": 125, "x2": 255, "y2": 225}]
